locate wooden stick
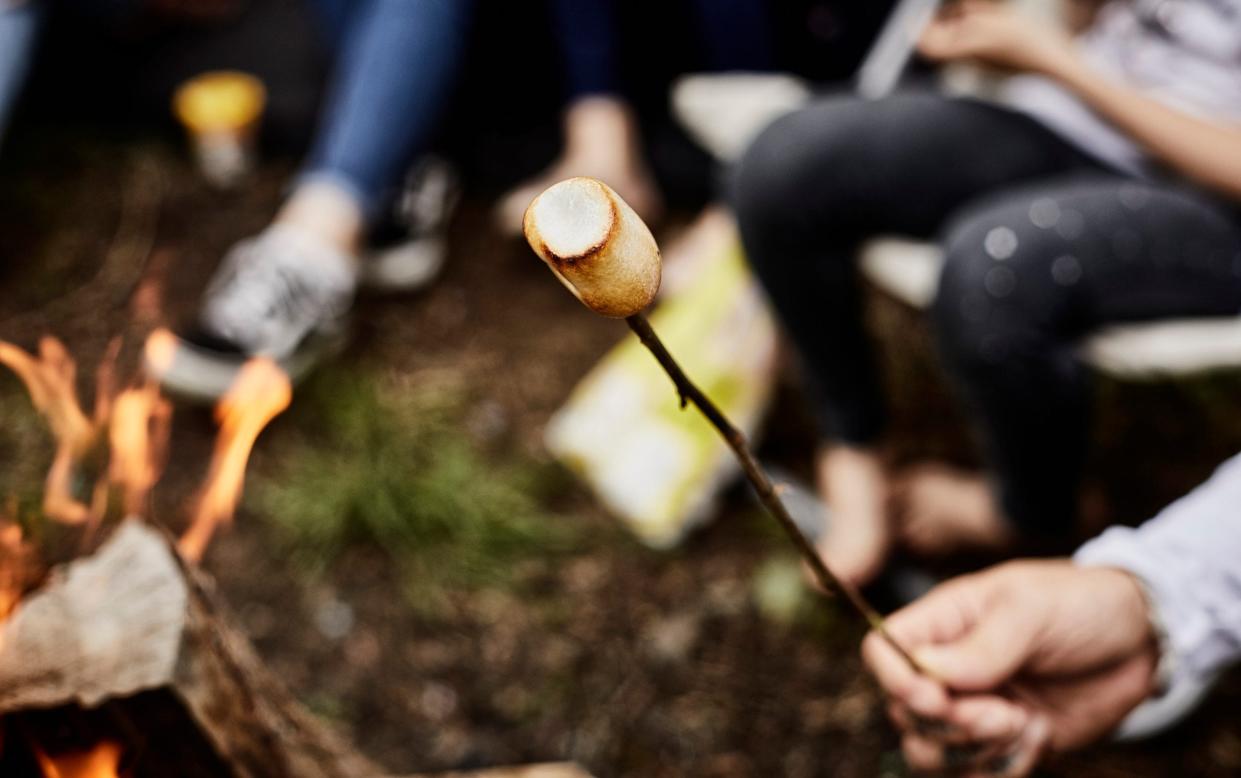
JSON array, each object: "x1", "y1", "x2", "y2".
[{"x1": 625, "y1": 314, "x2": 928, "y2": 676}]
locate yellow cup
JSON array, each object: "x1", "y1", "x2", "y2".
[{"x1": 173, "y1": 71, "x2": 267, "y2": 188}]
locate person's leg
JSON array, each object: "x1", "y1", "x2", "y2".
[
  {"x1": 297, "y1": 0, "x2": 474, "y2": 231},
  {"x1": 732, "y1": 93, "x2": 1105, "y2": 584},
  {"x1": 0, "y1": 1, "x2": 44, "y2": 150},
  {"x1": 685, "y1": 0, "x2": 773, "y2": 72},
  {"x1": 494, "y1": 0, "x2": 662, "y2": 234},
  {"x1": 156, "y1": 0, "x2": 474, "y2": 400},
  {"x1": 548, "y1": 0, "x2": 621, "y2": 99},
  {"x1": 918, "y1": 175, "x2": 1241, "y2": 551}
]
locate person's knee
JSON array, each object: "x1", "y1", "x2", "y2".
[
  {"x1": 932, "y1": 203, "x2": 1054, "y2": 374},
  {"x1": 734, "y1": 93, "x2": 965, "y2": 245},
  {"x1": 733, "y1": 104, "x2": 835, "y2": 236},
  {"x1": 732, "y1": 96, "x2": 888, "y2": 243}
]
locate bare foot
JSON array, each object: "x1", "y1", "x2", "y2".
[
  {"x1": 893, "y1": 464, "x2": 1017, "y2": 557},
  {"x1": 813, "y1": 445, "x2": 893, "y2": 588},
  {"x1": 494, "y1": 96, "x2": 663, "y2": 235}
]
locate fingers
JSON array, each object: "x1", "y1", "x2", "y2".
[
  {"x1": 865, "y1": 569, "x2": 1043, "y2": 775},
  {"x1": 886, "y1": 700, "x2": 966, "y2": 743},
  {"x1": 914, "y1": 606, "x2": 1033, "y2": 692},
  {"x1": 897, "y1": 708, "x2": 1048, "y2": 777},
  {"x1": 943, "y1": 0, "x2": 1004, "y2": 18},
  {"x1": 917, "y1": 20, "x2": 957, "y2": 61},
  {"x1": 919, "y1": 0, "x2": 1009, "y2": 60},
  {"x1": 901, "y1": 732, "x2": 948, "y2": 772},
  {"x1": 888, "y1": 693, "x2": 1029, "y2": 746},
  {"x1": 862, "y1": 577, "x2": 985, "y2": 714},
  {"x1": 863, "y1": 630, "x2": 951, "y2": 720},
  {"x1": 948, "y1": 696, "x2": 1030, "y2": 744},
  {"x1": 899, "y1": 732, "x2": 1014, "y2": 775},
  {"x1": 995, "y1": 713, "x2": 1051, "y2": 777},
  {"x1": 883, "y1": 576, "x2": 981, "y2": 648}
]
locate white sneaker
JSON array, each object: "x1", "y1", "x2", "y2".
[{"x1": 149, "y1": 224, "x2": 356, "y2": 402}]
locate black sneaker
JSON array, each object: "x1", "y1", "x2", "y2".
[{"x1": 360, "y1": 156, "x2": 460, "y2": 292}]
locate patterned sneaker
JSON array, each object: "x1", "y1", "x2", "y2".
[
  {"x1": 360, "y1": 156, "x2": 460, "y2": 293},
  {"x1": 149, "y1": 224, "x2": 357, "y2": 402}
]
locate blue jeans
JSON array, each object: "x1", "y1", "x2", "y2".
[
  {"x1": 0, "y1": 1, "x2": 43, "y2": 148},
  {"x1": 300, "y1": 0, "x2": 474, "y2": 221}
]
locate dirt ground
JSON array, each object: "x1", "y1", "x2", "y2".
[{"x1": 3, "y1": 132, "x2": 1241, "y2": 778}]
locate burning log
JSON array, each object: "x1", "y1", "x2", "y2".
[
  {"x1": 0, "y1": 337, "x2": 592, "y2": 778},
  {"x1": 0, "y1": 519, "x2": 383, "y2": 778},
  {"x1": 0, "y1": 521, "x2": 594, "y2": 778}
]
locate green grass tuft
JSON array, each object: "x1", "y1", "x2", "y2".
[{"x1": 251, "y1": 369, "x2": 578, "y2": 606}]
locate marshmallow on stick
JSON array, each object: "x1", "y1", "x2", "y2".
[
  {"x1": 523, "y1": 177, "x2": 927, "y2": 677},
  {"x1": 524, "y1": 177, "x2": 661, "y2": 318}
]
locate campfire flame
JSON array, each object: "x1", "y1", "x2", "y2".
[
  {"x1": 33, "y1": 740, "x2": 123, "y2": 778},
  {"x1": 179, "y1": 357, "x2": 291, "y2": 562},
  {"x1": 2, "y1": 327, "x2": 287, "y2": 774},
  {"x1": 0, "y1": 338, "x2": 100, "y2": 525},
  {"x1": 0, "y1": 330, "x2": 292, "y2": 574},
  {"x1": 141, "y1": 328, "x2": 177, "y2": 377},
  {"x1": 0, "y1": 515, "x2": 32, "y2": 621},
  {"x1": 107, "y1": 382, "x2": 172, "y2": 519}
]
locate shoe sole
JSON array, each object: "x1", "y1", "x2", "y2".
[{"x1": 359, "y1": 235, "x2": 447, "y2": 294}]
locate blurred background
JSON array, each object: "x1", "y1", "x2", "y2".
[{"x1": 1, "y1": 1, "x2": 1240, "y2": 776}]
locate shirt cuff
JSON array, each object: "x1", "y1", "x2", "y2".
[{"x1": 1074, "y1": 527, "x2": 1218, "y2": 737}]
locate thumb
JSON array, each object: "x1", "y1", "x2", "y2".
[{"x1": 915, "y1": 609, "x2": 1033, "y2": 692}]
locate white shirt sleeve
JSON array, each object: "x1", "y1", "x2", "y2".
[{"x1": 1074, "y1": 452, "x2": 1241, "y2": 709}]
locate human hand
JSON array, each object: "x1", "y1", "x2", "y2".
[
  {"x1": 862, "y1": 560, "x2": 1159, "y2": 776},
  {"x1": 918, "y1": 0, "x2": 1076, "y2": 76}
]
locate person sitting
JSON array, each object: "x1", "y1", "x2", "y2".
[
  {"x1": 732, "y1": 0, "x2": 1241, "y2": 586},
  {"x1": 862, "y1": 450, "x2": 1241, "y2": 775},
  {"x1": 159, "y1": 0, "x2": 474, "y2": 397},
  {"x1": 493, "y1": 0, "x2": 776, "y2": 236},
  {"x1": 0, "y1": 0, "x2": 474, "y2": 397}
]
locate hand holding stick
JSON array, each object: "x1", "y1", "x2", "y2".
[{"x1": 523, "y1": 177, "x2": 928, "y2": 677}]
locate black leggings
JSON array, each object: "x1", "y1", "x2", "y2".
[{"x1": 732, "y1": 93, "x2": 1241, "y2": 536}]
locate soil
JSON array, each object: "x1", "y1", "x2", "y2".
[{"x1": 2, "y1": 133, "x2": 1241, "y2": 778}]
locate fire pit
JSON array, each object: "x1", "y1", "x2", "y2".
[{"x1": 0, "y1": 334, "x2": 590, "y2": 778}]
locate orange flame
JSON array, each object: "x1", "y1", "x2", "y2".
[
  {"x1": 1, "y1": 331, "x2": 290, "y2": 575},
  {"x1": 142, "y1": 328, "x2": 177, "y2": 377},
  {"x1": 0, "y1": 338, "x2": 93, "y2": 451},
  {"x1": 107, "y1": 382, "x2": 172, "y2": 518},
  {"x1": 0, "y1": 515, "x2": 33, "y2": 622},
  {"x1": 33, "y1": 740, "x2": 123, "y2": 778},
  {"x1": 0, "y1": 338, "x2": 98, "y2": 525},
  {"x1": 179, "y1": 358, "x2": 291, "y2": 562}
]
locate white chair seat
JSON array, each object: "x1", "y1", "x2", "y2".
[
  {"x1": 861, "y1": 238, "x2": 1241, "y2": 378},
  {"x1": 671, "y1": 72, "x2": 813, "y2": 164}
]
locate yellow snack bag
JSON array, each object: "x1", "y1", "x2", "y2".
[{"x1": 546, "y1": 227, "x2": 777, "y2": 548}]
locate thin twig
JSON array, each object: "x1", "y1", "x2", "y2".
[{"x1": 625, "y1": 313, "x2": 928, "y2": 677}]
